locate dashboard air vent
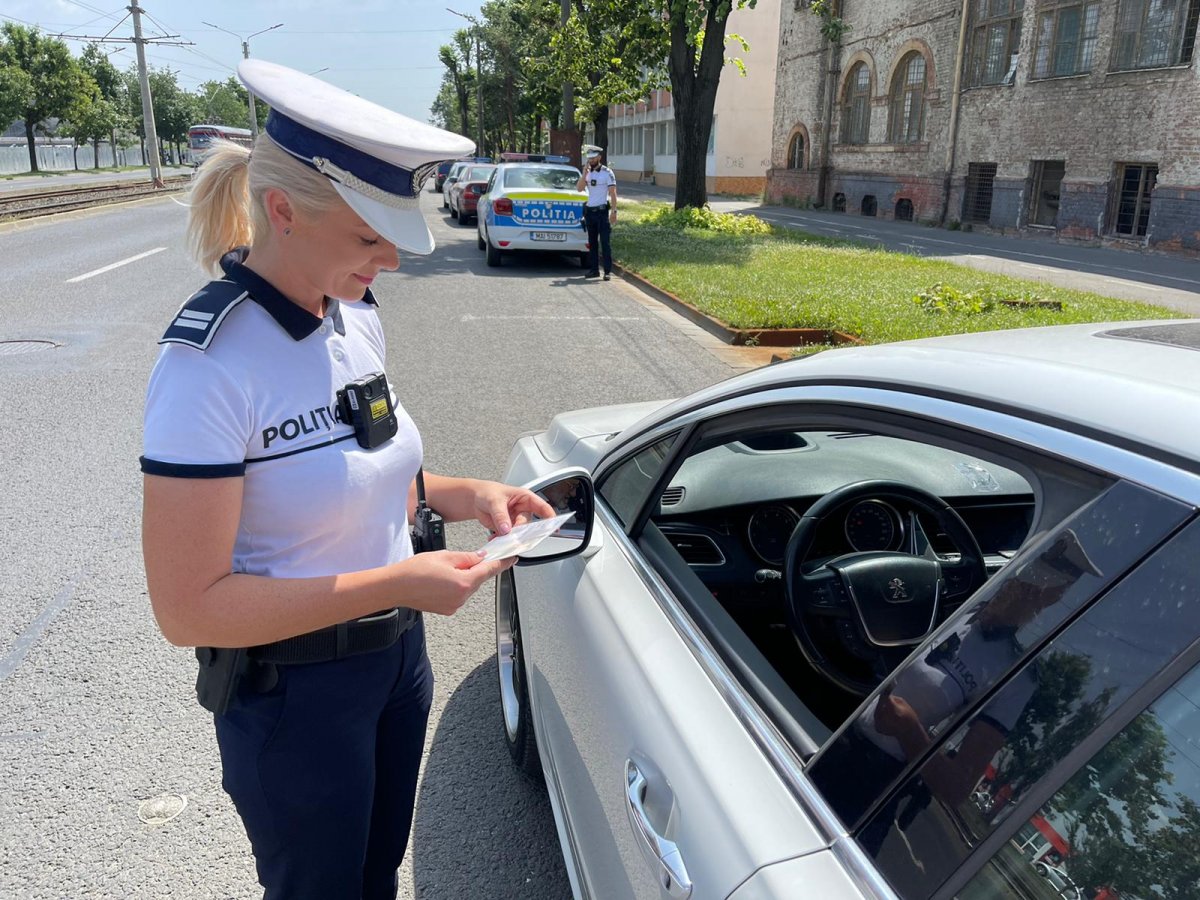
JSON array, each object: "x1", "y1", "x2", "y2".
[
  {"x1": 661, "y1": 486, "x2": 686, "y2": 506},
  {"x1": 666, "y1": 533, "x2": 724, "y2": 566}
]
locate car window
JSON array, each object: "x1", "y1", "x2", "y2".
[
  {"x1": 502, "y1": 166, "x2": 581, "y2": 190},
  {"x1": 957, "y1": 653, "x2": 1200, "y2": 900},
  {"x1": 485, "y1": 171, "x2": 498, "y2": 193},
  {"x1": 598, "y1": 434, "x2": 679, "y2": 528},
  {"x1": 465, "y1": 165, "x2": 494, "y2": 182},
  {"x1": 851, "y1": 514, "x2": 1200, "y2": 898}
]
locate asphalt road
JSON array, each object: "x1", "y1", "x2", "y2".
[{"x1": 0, "y1": 190, "x2": 732, "y2": 899}]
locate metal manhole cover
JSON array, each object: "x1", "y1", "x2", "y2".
[
  {"x1": 0, "y1": 340, "x2": 58, "y2": 355},
  {"x1": 137, "y1": 793, "x2": 188, "y2": 825}
]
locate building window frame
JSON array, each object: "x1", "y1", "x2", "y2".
[
  {"x1": 786, "y1": 130, "x2": 806, "y2": 169},
  {"x1": 1111, "y1": 0, "x2": 1200, "y2": 71},
  {"x1": 840, "y1": 62, "x2": 872, "y2": 144},
  {"x1": 1110, "y1": 161, "x2": 1158, "y2": 237},
  {"x1": 888, "y1": 52, "x2": 927, "y2": 144},
  {"x1": 968, "y1": 0, "x2": 1026, "y2": 87},
  {"x1": 1032, "y1": 2, "x2": 1102, "y2": 78}
]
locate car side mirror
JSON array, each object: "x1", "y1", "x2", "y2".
[{"x1": 516, "y1": 468, "x2": 595, "y2": 566}]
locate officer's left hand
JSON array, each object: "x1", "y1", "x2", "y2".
[
  {"x1": 474, "y1": 482, "x2": 557, "y2": 536},
  {"x1": 608, "y1": 209, "x2": 616, "y2": 226}
]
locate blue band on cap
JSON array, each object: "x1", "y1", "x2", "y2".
[{"x1": 265, "y1": 110, "x2": 416, "y2": 197}]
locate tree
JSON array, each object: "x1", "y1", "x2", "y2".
[
  {"x1": 60, "y1": 81, "x2": 119, "y2": 170},
  {"x1": 196, "y1": 78, "x2": 253, "y2": 128},
  {"x1": 0, "y1": 64, "x2": 34, "y2": 131},
  {"x1": 0, "y1": 23, "x2": 91, "y2": 172},
  {"x1": 539, "y1": 0, "x2": 668, "y2": 153},
  {"x1": 661, "y1": 0, "x2": 757, "y2": 208},
  {"x1": 78, "y1": 44, "x2": 128, "y2": 167},
  {"x1": 436, "y1": 35, "x2": 474, "y2": 140}
]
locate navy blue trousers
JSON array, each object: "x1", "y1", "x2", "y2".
[
  {"x1": 215, "y1": 618, "x2": 433, "y2": 900},
  {"x1": 584, "y1": 206, "x2": 612, "y2": 274}
]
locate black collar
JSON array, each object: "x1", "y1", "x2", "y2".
[{"x1": 218, "y1": 248, "x2": 377, "y2": 341}]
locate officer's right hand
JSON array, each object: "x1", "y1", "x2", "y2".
[{"x1": 397, "y1": 550, "x2": 514, "y2": 616}]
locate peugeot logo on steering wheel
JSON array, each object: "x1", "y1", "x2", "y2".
[{"x1": 886, "y1": 577, "x2": 909, "y2": 603}]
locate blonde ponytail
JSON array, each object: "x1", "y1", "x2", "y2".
[{"x1": 185, "y1": 133, "x2": 341, "y2": 275}]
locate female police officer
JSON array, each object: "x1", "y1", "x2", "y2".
[{"x1": 140, "y1": 60, "x2": 554, "y2": 900}]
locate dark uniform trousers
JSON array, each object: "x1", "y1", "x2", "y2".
[
  {"x1": 584, "y1": 205, "x2": 613, "y2": 275},
  {"x1": 216, "y1": 617, "x2": 433, "y2": 900}
]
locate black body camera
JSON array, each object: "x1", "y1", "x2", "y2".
[{"x1": 337, "y1": 372, "x2": 397, "y2": 449}]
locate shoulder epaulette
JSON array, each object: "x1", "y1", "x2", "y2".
[{"x1": 159, "y1": 279, "x2": 249, "y2": 351}]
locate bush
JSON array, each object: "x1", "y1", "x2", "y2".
[
  {"x1": 914, "y1": 282, "x2": 1062, "y2": 315},
  {"x1": 636, "y1": 204, "x2": 773, "y2": 236}
]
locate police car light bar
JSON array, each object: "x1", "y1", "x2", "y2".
[{"x1": 499, "y1": 152, "x2": 571, "y2": 164}]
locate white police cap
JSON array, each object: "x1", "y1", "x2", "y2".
[
  {"x1": 238, "y1": 59, "x2": 475, "y2": 255},
  {"x1": 583, "y1": 144, "x2": 604, "y2": 160}
]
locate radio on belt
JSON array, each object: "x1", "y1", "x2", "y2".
[{"x1": 337, "y1": 372, "x2": 398, "y2": 449}]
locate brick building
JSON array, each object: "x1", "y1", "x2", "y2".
[{"x1": 767, "y1": 0, "x2": 1200, "y2": 254}]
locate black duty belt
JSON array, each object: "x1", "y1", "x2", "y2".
[
  {"x1": 248, "y1": 607, "x2": 418, "y2": 665},
  {"x1": 585, "y1": 203, "x2": 610, "y2": 211}
]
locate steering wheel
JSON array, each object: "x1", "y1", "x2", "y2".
[{"x1": 783, "y1": 480, "x2": 987, "y2": 696}]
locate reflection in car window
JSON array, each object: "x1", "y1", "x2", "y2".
[
  {"x1": 858, "y1": 514, "x2": 1200, "y2": 898},
  {"x1": 599, "y1": 435, "x2": 678, "y2": 528},
  {"x1": 811, "y1": 482, "x2": 1192, "y2": 830},
  {"x1": 502, "y1": 166, "x2": 581, "y2": 190},
  {"x1": 958, "y1": 659, "x2": 1200, "y2": 900}
]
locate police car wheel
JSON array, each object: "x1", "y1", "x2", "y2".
[
  {"x1": 486, "y1": 236, "x2": 502, "y2": 267},
  {"x1": 496, "y1": 570, "x2": 543, "y2": 782},
  {"x1": 477, "y1": 229, "x2": 486, "y2": 251}
]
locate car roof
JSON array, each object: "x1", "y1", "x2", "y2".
[{"x1": 627, "y1": 320, "x2": 1200, "y2": 466}]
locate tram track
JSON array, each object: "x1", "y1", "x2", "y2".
[{"x1": 0, "y1": 176, "x2": 191, "y2": 222}]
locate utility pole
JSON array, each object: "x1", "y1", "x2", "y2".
[
  {"x1": 129, "y1": 4, "x2": 163, "y2": 186},
  {"x1": 202, "y1": 22, "x2": 284, "y2": 139},
  {"x1": 447, "y1": 8, "x2": 485, "y2": 155},
  {"x1": 55, "y1": 6, "x2": 193, "y2": 186}
]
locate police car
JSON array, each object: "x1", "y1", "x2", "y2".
[{"x1": 476, "y1": 155, "x2": 588, "y2": 268}]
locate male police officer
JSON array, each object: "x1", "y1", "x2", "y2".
[{"x1": 576, "y1": 144, "x2": 617, "y2": 280}]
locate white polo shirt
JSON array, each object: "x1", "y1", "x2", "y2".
[
  {"x1": 141, "y1": 249, "x2": 421, "y2": 580},
  {"x1": 583, "y1": 165, "x2": 616, "y2": 208}
]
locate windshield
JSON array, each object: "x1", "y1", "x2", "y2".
[
  {"x1": 503, "y1": 166, "x2": 580, "y2": 190},
  {"x1": 465, "y1": 165, "x2": 495, "y2": 182}
]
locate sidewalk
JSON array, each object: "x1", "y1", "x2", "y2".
[
  {"x1": 0, "y1": 166, "x2": 193, "y2": 194},
  {"x1": 620, "y1": 183, "x2": 1200, "y2": 316}
]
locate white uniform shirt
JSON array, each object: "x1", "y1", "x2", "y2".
[
  {"x1": 859, "y1": 619, "x2": 1036, "y2": 760},
  {"x1": 583, "y1": 164, "x2": 616, "y2": 208},
  {"x1": 141, "y1": 249, "x2": 421, "y2": 580}
]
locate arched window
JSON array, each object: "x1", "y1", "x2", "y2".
[
  {"x1": 888, "y1": 52, "x2": 927, "y2": 144},
  {"x1": 787, "y1": 131, "x2": 805, "y2": 169},
  {"x1": 841, "y1": 63, "x2": 871, "y2": 145}
]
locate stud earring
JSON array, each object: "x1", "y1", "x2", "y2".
[{"x1": 283, "y1": 227, "x2": 292, "y2": 236}]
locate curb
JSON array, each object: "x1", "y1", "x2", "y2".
[
  {"x1": 611, "y1": 263, "x2": 861, "y2": 349},
  {"x1": 0, "y1": 191, "x2": 181, "y2": 234}
]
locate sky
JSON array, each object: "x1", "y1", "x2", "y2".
[{"x1": 0, "y1": 0, "x2": 486, "y2": 123}]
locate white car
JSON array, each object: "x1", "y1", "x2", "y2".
[
  {"x1": 496, "y1": 321, "x2": 1200, "y2": 899},
  {"x1": 476, "y1": 162, "x2": 589, "y2": 268}
]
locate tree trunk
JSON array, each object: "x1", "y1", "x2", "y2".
[
  {"x1": 591, "y1": 106, "x2": 609, "y2": 159},
  {"x1": 72, "y1": 141, "x2": 79, "y2": 171},
  {"x1": 667, "y1": 2, "x2": 729, "y2": 209},
  {"x1": 93, "y1": 138, "x2": 101, "y2": 169},
  {"x1": 505, "y1": 73, "x2": 516, "y2": 151},
  {"x1": 24, "y1": 119, "x2": 38, "y2": 173}
]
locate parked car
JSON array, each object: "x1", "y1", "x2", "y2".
[
  {"x1": 476, "y1": 161, "x2": 588, "y2": 268},
  {"x1": 433, "y1": 160, "x2": 455, "y2": 193},
  {"x1": 1032, "y1": 861, "x2": 1083, "y2": 900},
  {"x1": 447, "y1": 164, "x2": 496, "y2": 226},
  {"x1": 433, "y1": 155, "x2": 491, "y2": 192},
  {"x1": 441, "y1": 161, "x2": 470, "y2": 209},
  {"x1": 497, "y1": 321, "x2": 1200, "y2": 899}
]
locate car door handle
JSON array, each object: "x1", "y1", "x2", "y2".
[{"x1": 625, "y1": 760, "x2": 693, "y2": 899}]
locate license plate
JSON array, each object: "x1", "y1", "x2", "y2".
[{"x1": 530, "y1": 231, "x2": 567, "y2": 242}]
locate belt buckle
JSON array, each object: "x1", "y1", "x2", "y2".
[{"x1": 357, "y1": 608, "x2": 399, "y2": 624}]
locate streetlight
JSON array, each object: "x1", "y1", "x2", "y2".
[
  {"x1": 446, "y1": 7, "x2": 484, "y2": 156},
  {"x1": 201, "y1": 21, "x2": 284, "y2": 139}
]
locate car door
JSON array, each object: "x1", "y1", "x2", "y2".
[{"x1": 516, "y1": 430, "x2": 832, "y2": 900}]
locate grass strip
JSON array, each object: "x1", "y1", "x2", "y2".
[{"x1": 611, "y1": 201, "x2": 1180, "y2": 344}]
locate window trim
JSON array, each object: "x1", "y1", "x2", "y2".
[
  {"x1": 1031, "y1": 1, "x2": 1101, "y2": 79},
  {"x1": 931, "y1": 551, "x2": 1200, "y2": 899},
  {"x1": 841, "y1": 62, "x2": 873, "y2": 145},
  {"x1": 887, "y1": 52, "x2": 928, "y2": 144},
  {"x1": 1109, "y1": 0, "x2": 1200, "y2": 71},
  {"x1": 968, "y1": 0, "x2": 1026, "y2": 87}
]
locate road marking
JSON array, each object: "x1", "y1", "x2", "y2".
[
  {"x1": 461, "y1": 314, "x2": 643, "y2": 322},
  {"x1": 0, "y1": 570, "x2": 85, "y2": 683},
  {"x1": 65, "y1": 246, "x2": 166, "y2": 283}
]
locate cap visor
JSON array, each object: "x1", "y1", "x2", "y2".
[{"x1": 331, "y1": 181, "x2": 435, "y2": 256}]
